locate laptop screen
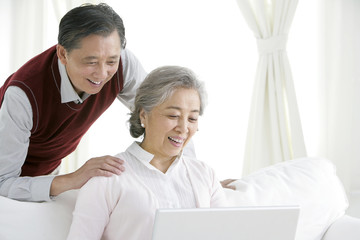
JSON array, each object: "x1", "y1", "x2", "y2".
[{"x1": 152, "y1": 206, "x2": 300, "y2": 240}]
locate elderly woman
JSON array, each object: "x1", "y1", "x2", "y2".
[{"x1": 66, "y1": 66, "x2": 228, "y2": 240}]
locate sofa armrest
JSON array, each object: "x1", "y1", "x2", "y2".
[
  {"x1": 0, "y1": 190, "x2": 78, "y2": 240},
  {"x1": 322, "y1": 215, "x2": 360, "y2": 240},
  {"x1": 226, "y1": 157, "x2": 349, "y2": 240}
]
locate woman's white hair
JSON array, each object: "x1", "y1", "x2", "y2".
[{"x1": 129, "y1": 65, "x2": 207, "y2": 138}]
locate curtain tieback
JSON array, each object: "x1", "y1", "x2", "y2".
[{"x1": 256, "y1": 35, "x2": 288, "y2": 55}]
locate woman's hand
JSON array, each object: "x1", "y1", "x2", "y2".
[
  {"x1": 220, "y1": 179, "x2": 237, "y2": 190},
  {"x1": 50, "y1": 155, "x2": 125, "y2": 197}
]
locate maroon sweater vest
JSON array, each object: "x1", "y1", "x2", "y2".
[{"x1": 0, "y1": 45, "x2": 123, "y2": 176}]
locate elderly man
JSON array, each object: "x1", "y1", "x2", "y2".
[{"x1": 0, "y1": 3, "x2": 146, "y2": 202}]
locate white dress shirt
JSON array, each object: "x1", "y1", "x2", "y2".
[
  {"x1": 124, "y1": 142, "x2": 197, "y2": 209},
  {"x1": 0, "y1": 48, "x2": 147, "y2": 202},
  {"x1": 67, "y1": 142, "x2": 228, "y2": 240}
]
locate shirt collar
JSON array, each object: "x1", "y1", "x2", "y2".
[
  {"x1": 58, "y1": 59, "x2": 90, "y2": 104},
  {"x1": 127, "y1": 142, "x2": 154, "y2": 163},
  {"x1": 127, "y1": 141, "x2": 183, "y2": 172}
]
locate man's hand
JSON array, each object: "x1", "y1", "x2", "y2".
[
  {"x1": 50, "y1": 155, "x2": 125, "y2": 197},
  {"x1": 220, "y1": 179, "x2": 237, "y2": 190}
]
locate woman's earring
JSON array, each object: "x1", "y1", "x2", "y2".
[{"x1": 141, "y1": 123, "x2": 145, "y2": 128}]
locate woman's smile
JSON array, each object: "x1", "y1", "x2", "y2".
[{"x1": 168, "y1": 136, "x2": 185, "y2": 147}]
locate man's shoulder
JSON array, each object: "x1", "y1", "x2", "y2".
[{"x1": 11, "y1": 45, "x2": 57, "y2": 81}]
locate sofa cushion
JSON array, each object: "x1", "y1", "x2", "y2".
[
  {"x1": 322, "y1": 215, "x2": 360, "y2": 240},
  {"x1": 0, "y1": 190, "x2": 78, "y2": 240},
  {"x1": 225, "y1": 157, "x2": 349, "y2": 240}
]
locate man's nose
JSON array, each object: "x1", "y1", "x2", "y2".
[{"x1": 95, "y1": 63, "x2": 108, "y2": 79}]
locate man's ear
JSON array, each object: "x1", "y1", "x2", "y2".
[{"x1": 56, "y1": 44, "x2": 68, "y2": 65}]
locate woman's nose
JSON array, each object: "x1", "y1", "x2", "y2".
[{"x1": 176, "y1": 119, "x2": 189, "y2": 133}]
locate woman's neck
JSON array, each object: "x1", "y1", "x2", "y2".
[{"x1": 150, "y1": 156, "x2": 177, "y2": 173}]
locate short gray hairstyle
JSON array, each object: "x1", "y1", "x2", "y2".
[
  {"x1": 129, "y1": 66, "x2": 207, "y2": 138},
  {"x1": 58, "y1": 3, "x2": 126, "y2": 53}
]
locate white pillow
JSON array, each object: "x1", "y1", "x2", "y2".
[
  {"x1": 225, "y1": 157, "x2": 349, "y2": 240},
  {"x1": 0, "y1": 190, "x2": 78, "y2": 240}
]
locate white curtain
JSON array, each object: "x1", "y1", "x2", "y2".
[
  {"x1": 10, "y1": 0, "x2": 50, "y2": 72},
  {"x1": 4, "y1": 0, "x2": 98, "y2": 80},
  {"x1": 318, "y1": 0, "x2": 360, "y2": 210},
  {"x1": 52, "y1": 0, "x2": 100, "y2": 21},
  {"x1": 236, "y1": 0, "x2": 307, "y2": 175}
]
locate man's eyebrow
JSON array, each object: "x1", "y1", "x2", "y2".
[
  {"x1": 82, "y1": 56, "x2": 97, "y2": 61},
  {"x1": 166, "y1": 106, "x2": 200, "y2": 113},
  {"x1": 108, "y1": 55, "x2": 120, "y2": 59},
  {"x1": 82, "y1": 55, "x2": 120, "y2": 61}
]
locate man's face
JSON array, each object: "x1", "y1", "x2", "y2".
[{"x1": 57, "y1": 30, "x2": 121, "y2": 95}]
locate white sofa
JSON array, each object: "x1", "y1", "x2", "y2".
[
  {"x1": 0, "y1": 157, "x2": 359, "y2": 240},
  {"x1": 225, "y1": 157, "x2": 360, "y2": 240}
]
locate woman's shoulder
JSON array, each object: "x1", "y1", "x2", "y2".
[
  {"x1": 114, "y1": 151, "x2": 128, "y2": 161},
  {"x1": 182, "y1": 155, "x2": 214, "y2": 174},
  {"x1": 85, "y1": 152, "x2": 135, "y2": 188}
]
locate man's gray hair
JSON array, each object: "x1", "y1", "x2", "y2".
[
  {"x1": 58, "y1": 3, "x2": 126, "y2": 52},
  {"x1": 129, "y1": 66, "x2": 207, "y2": 138}
]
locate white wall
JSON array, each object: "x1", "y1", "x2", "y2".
[
  {"x1": 0, "y1": 1, "x2": 12, "y2": 80},
  {"x1": 84, "y1": 0, "x2": 319, "y2": 179},
  {"x1": 82, "y1": 0, "x2": 256, "y2": 179},
  {"x1": 0, "y1": 0, "x2": 319, "y2": 180}
]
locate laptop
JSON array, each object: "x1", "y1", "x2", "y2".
[{"x1": 152, "y1": 206, "x2": 300, "y2": 240}]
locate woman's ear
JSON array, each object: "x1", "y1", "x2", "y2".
[
  {"x1": 139, "y1": 109, "x2": 147, "y2": 126},
  {"x1": 56, "y1": 44, "x2": 68, "y2": 65}
]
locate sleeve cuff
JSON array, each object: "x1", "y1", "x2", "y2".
[{"x1": 31, "y1": 175, "x2": 56, "y2": 202}]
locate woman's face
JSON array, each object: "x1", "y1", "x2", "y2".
[{"x1": 140, "y1": 88, "x2": 200, "y2": 161}]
